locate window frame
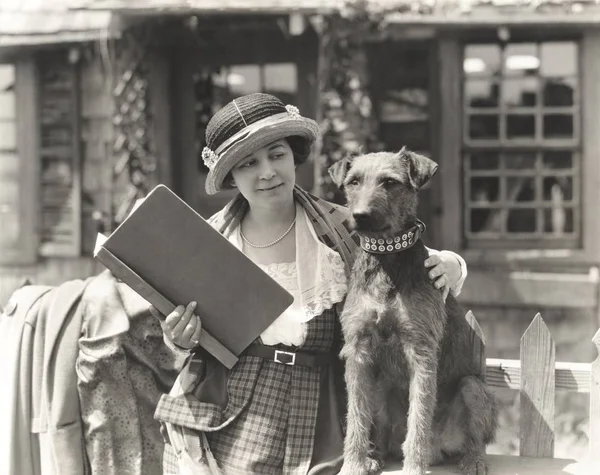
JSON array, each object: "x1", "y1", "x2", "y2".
[
  {"x1": 0, "y1": 55, "x2": 40, "y2": 265},
  {"x1": 437, "y1": 31, "x2": 600, "y2": 267},
  {"x1": 461, "y1": 38, "x2": 582, "y2": 250}
]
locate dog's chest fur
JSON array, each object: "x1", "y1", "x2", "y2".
[{"x1": 340, "y1": 244, "x2": 447, "y2": 371}]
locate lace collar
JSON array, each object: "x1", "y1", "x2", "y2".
[{"x1": 225, "y1": 203, "x2": 347, "y2": 321}]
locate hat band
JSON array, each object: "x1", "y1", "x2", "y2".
[{"x1": 202, "y1": 104, "x2": 302, "y2": 170}]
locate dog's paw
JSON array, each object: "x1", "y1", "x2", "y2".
[
  {"x1": 338, "y1": 456, "x2": 383, "y2": 475},
  {"x1": 458, "y1": 456, "x2": 488, "y2": 475}
]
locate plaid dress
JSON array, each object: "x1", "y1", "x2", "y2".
[{"x1": 154, "y1": 188, "x2": 359, "y2": 475}]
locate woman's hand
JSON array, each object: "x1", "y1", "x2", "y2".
[
  {"x1": 424, "y1": 253, "x2": 462, "y2": 302},
  {"x1": 161, "y1": 301, "x2": 202, "y2": 350}
]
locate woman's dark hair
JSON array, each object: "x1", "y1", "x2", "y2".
[{"x1": 222, "y1": 135, "x2": 311, "y2": 189}]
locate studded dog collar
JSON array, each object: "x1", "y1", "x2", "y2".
[{"x1": 359, "y1": 220, "x2": 426, "y2": 254}]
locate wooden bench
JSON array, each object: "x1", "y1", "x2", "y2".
[{"x1": 381, "y1": 312, "x2": 599, "y2": 474}]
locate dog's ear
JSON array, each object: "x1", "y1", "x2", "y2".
[
  {"x1": 399, "y1": 148, "x2": 439, "y2": 190},
  {"x1": 328, "y1": 156, "x2": 353, "y2": 189}
]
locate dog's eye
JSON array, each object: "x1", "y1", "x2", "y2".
[
  {"x1": 383, "y1": 178, "x2": 398, "y2": 187},
  {"x1": 347, "y1": 178, "x2": 360, "y2": 187}
]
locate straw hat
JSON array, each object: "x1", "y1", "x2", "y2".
[{"x1": 202, "y1": 93, "x2": 320, "y2": 195}]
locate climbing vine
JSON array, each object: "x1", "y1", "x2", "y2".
[
  {"x1": 312, "y1": 1, "x2": 387, "y2": 203},
  {"x1": 110, "y1": 23, "x2": 157, "y2": 228}
]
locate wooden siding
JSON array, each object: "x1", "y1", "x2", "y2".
[{"x1": 0, "y1": 52, "x2": 113, "y2": 307}]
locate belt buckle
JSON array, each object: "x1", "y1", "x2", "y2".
[{"x1": 274, "y1": 350, "x2": 296, "y2": 366}]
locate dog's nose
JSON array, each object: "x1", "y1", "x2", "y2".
[{"x1": 352, "y1": 211, "x2": 372, "y2": 227}]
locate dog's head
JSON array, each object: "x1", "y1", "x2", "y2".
[{"x1": 328, "y1": 147, "x2": 438, "y2": 235}]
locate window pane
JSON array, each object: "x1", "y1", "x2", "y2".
[
  {"x1": 543, "y1": 207, "x2": 574, "y2": 234},
  {"x1": 543, "y1": 176, "x2": 573, "y2": 202},
  {"x1": 0, "y1": 152, "x2": 19, "y2": 248},
  {"x1": 504, "y1": 151, "x2": 536, "y2": 169},
  {"x1": 0, "y1": 64, "x2": 15, "y2": 91},
  {"x1": 543, "y1": 151, "x2": 572, "y2": 169},
  {"x1": 264, "y1": 63, "x2": 298, "y2": 101},
  {"x1": 543, "y1": 114, "x2": 574, "y2": 138},
  {"x1": 464, "y1": 44, "x2": 501, "y2": 76},
  {"x1": 465, "y1": 79, "x2": 498, "y2": 108},
  {"x1": 502, "y1": 77, "x2": 538, "y2": 108},
  {"x1": 470, "y1": 208, "x2": 502, "y2": 233},
  {"x1": 0, "y1": 93, "x2": 15, "y2": 119},
  {"x1": 506, "y1": 114, "x2": 535, "y2": 139},
  {"x1": 0, "y1": 66, "x2": 19, "y2": 251},
  {"x1": 504, "y1": 43, "x2": 539, "y2": 76},
  {"x1": 543, "y1": 78, "x2": 575, "y2": 107},
  {"x1": 469, "y1": 152, "x2": 499, "y2": 170},
  {"x1": 540, "y1": 42, "x2": 577, "y2": 77},
  {"x1": 41, "y1": 158, "x2": 72, "y2": 185},
  {"x1": 0, "y1": 152, "x2": 19, "y2": 197},
  {"x1": 507, "y1": 208, "x2": 537, "y2": 233},
  {"x1": 470, "y1": 177, "x2": 500, "y2": 203},
  {"x1": 226, "y1": 65, "x2": 261, "y2": 96},
  {"x1": 468, "y1": 114, "x2": 499, "y2": 139},
  {"x1": 507, "y1": 176, "x2": 536, "y2": 202},
  {"x1": 0, "y1": 121, "x2": 17, "y2": 150}
]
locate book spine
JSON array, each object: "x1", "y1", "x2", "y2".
[{"x1": 95, "y1": 246, "x2": 239, "y2": 369}]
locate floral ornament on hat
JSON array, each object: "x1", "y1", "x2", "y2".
[
  {"x1": 201, "y1": 104, "x2": 302, "y2": 171},
  {"x1": 202, "y1": 146, "x2": 218, "y2": 170},
  {"x1": 285, "y1": 104, "x2": 300, "y2": 118}
]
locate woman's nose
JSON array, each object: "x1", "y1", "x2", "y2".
[{"x1": 258, "y1": 160, "x2": 276, "y2": 179}]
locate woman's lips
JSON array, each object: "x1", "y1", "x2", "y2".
[{"x1": 259, "y1": 183, "x2": 283, "y2": 191}]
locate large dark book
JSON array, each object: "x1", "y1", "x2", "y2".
[{"x1": 94, "y1": 184, "x2": 294, "y2": 368}]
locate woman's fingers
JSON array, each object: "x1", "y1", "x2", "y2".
[
  {"x1": 428, "y1": 265, "x2": 443, "y2": 280},
  {"x1": 164, "y1": 305, "x2": 185, "y2": 331},
  {"x1": 189, "y1": 316, "x2": 202, "y2": 346},
  {"x1": 160, "y1": 302, "x2": 202, "y2": 349},
  {"x1": 434, "y1": 273, "x2": 447, "y2": 289},
  {"x1": 180, "y1": 313, "x2": 198, "y2": 341},
  {"x1": 424, "y1": 254, "x2": 441, "y2": 269},
  {"x1": 172, "y1": 301, "x2": 197, "y2": 335}
]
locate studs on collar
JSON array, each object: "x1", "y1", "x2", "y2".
[{"x1": 359, "y1": 221, "x2": 425, "y2": 255}]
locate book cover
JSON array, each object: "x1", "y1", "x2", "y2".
[{"x1": 94, "y1": 185, "x2": 294, "y2": 368}]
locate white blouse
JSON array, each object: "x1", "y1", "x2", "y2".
[
  {"x1": 229, "y1": 203, "x2": 348, "y2": 347},
  {"x1": 256, "y1": 262, "x2": 305, "y2": 346}
]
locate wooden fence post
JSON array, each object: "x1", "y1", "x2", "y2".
[
  {"x1": 520, "y1": 313, "x2": 555, "y2": 458},
  {"x1": 590, "y1": 328, "x2": 600, "y2": 459},
  {"x1": 466, "y1": 310, "x2": 486, "y2": 380}
]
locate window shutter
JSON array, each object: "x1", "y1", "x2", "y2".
[
  {"x1": 38, "y1": 52, "x2": 81, "y2": 257},
  {"x1": 0, "y1": 58, "x2": 38, "y2": 264}
]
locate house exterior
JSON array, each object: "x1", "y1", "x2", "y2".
[{"x1": 1, "y1": 0, "x2": 599, "y2": 362}]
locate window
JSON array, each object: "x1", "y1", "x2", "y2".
[
  {"x1": 38, "y1": 54, "x2": 81, "y2": 257},
  {"x1": 463, "y1": 41, "x2": 580, "y2": 248},
  {"x1": 0, "y1": 65, "x2": 19, "y2": 256}
]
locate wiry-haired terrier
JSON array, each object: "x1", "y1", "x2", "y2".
[{"x1": 329, "y1": 148, "x2": 497, "y2": 475}]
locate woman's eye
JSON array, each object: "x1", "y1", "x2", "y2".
[
  {"x1": 241, "y1": 160, "x2": 256, "y2": 168},
  {"x1": 270, "y1": 154, "x2": 284, "y2": 160}
]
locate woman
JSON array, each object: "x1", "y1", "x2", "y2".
[{"x1": 154, "y1": 93, "x2": 467, "y2": 475}]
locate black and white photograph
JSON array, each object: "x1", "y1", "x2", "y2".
[{"x1": 0, "y1": 1, "x2": 599, "y2": 474}]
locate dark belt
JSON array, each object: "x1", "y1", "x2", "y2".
[{"x1": 243, "y1": 344, "x2": 333, "y2": 367}]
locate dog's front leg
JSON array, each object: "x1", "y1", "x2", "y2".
[
  {"x1": 339, "y1": 355, "x2": 382, "y2": 475},
  {"x1": 402, "y1": 346, "x2": 439, "y2": 475}
]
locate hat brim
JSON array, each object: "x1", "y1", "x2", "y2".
[{"x1": 205, "y1": 116, "x2": 320, "y2": 195}]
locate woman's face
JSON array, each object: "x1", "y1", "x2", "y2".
[{"x1": 230, "y1": 139, "x2": 296, "y2": 209}]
